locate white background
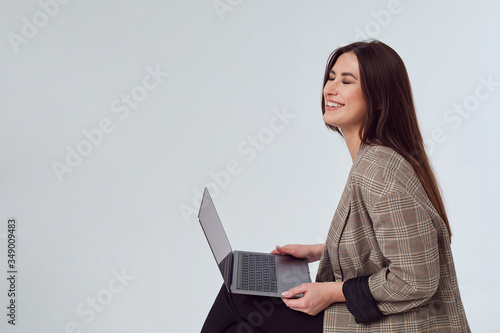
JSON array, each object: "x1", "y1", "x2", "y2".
[{"x1": 1, "y1": 0, "x2": 499, "y2": 332}]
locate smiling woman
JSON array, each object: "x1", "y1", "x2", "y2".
[{"x1": 200, "y1": 40, "x2": 471, "y2": 333}]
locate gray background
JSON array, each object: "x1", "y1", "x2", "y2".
[{"x1": 1, "y1": 0, "x2": 499, "y2": 332}]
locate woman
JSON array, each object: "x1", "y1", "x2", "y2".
[{"x1": 201, "y1": 41, "x2": 470, "y2": 332}]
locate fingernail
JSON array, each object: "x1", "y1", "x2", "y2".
[{"x1": 281, "y1": 291, "x2": 288, "y2": 296}]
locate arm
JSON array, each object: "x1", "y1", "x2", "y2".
[
  {"x1": 368, "y1": 192, "x2": 440, "y2": 313},
  {"x1": 343, "y1": 191, "x2": 440, "y2": 324}
]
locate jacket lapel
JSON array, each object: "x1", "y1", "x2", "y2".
[
  {"x1": 326, "y1": 144, "x2": 371, "y2": 280},
  {"x1": 326, "y1": 181, "x2": 351, "y2": 281}
]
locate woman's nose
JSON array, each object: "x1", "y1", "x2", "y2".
[{"x1": 324, "y1": 80, "x2": 338, "y2": 96}]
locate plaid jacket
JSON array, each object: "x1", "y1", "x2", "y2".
[{"x1": 316, "y1": 144, "x2": 470, "y2": 332}]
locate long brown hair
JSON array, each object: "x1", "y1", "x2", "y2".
[{"x1": 321, "y1": 40, "x2": 452, "y2": 238}]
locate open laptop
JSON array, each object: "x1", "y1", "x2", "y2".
[{"x1": 198, "y1": 187, "x2": 311, "y2": 297}]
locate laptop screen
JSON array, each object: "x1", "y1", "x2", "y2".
[{"x1": 198, "y1": 188, "x2": 233, "y2": 286}]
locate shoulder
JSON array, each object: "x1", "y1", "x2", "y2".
[
  {"x1": 350, "y1": 144, "x2": 418, "y2": 197},
  {"x1": 360, "y1": 145, "x2": 413, "y2": 175}
]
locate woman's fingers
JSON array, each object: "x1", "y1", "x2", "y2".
[
  {"x1": 281, "y1": 283, "x2": 308, "y2": 298},
  {"x1": 282, "y1": 283, "x2": 338, "y2": 316},
  {"x1": 281, "y1": 284, "x2": 309, "y2": 313},
  {"x1": 271, "y1": 244, "x2": 288, "y2": 255},
  {"x1": 272, "y1": 244, "x2": 321, "y2": 261}
]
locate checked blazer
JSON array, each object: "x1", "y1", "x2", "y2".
[{"x1": 316, "y1": 144, "x2": 470, "y2": 332}]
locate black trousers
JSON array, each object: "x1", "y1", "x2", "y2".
[{"x1": 201, "y1": 285, "x2": 324, "y2": 333}]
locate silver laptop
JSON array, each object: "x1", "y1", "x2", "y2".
[{"x1": 198, "y1": 187, "x2": 311, "y2": 297}]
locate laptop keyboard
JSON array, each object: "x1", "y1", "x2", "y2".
[{"x1": 237, "y1": 253, "x2": 278, "y2": 293}]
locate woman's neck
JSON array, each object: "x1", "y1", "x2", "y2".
[{"x1": 344, "y1": 132, "x2": 362, "y2": 163}]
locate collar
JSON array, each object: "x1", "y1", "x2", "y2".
[{"x1": 352, "y1": 143, "x2": 373, "y2": 169}]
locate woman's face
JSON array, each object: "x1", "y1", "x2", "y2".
[{"x1": 323, "y1": 52, "x2": 367, "y2": 137}]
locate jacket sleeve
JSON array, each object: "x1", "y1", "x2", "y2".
[
  {"x1": 367, "y1": 191, "x2": 440, "y2": 315},
  {"x1": 343, "y1": 275, "x2": 384, "y2": 323}
]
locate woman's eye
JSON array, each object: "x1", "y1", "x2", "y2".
[
  {"x1": 328, "y1": 77, "x2": 335, "y2": 81},
  {"x1": 342, "y1": 81, "x2": 351, "y2": 84}
]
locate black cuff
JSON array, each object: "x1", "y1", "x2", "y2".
[{"x1": 342, "y1": 276, "x2": 384, "y2": 324}]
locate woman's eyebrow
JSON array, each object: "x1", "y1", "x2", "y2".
[{"x1": 329, "y1": 70, "x2": 358, "y2": 80}]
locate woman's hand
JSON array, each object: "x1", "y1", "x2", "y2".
[
  {"x1": 281, "y1": 282, "x2": 345, "y2": 316},
  {"x1": 271, "y1": 244, "x2": 324, "y2": 263}
]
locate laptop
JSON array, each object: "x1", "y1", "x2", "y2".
[{"x1": 198, "y1": 187, "x2": 311, "y2": 297}]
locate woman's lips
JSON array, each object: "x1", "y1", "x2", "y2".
[{"x1": 325, "y1": 100, "x2": 344, "y2": 110}]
